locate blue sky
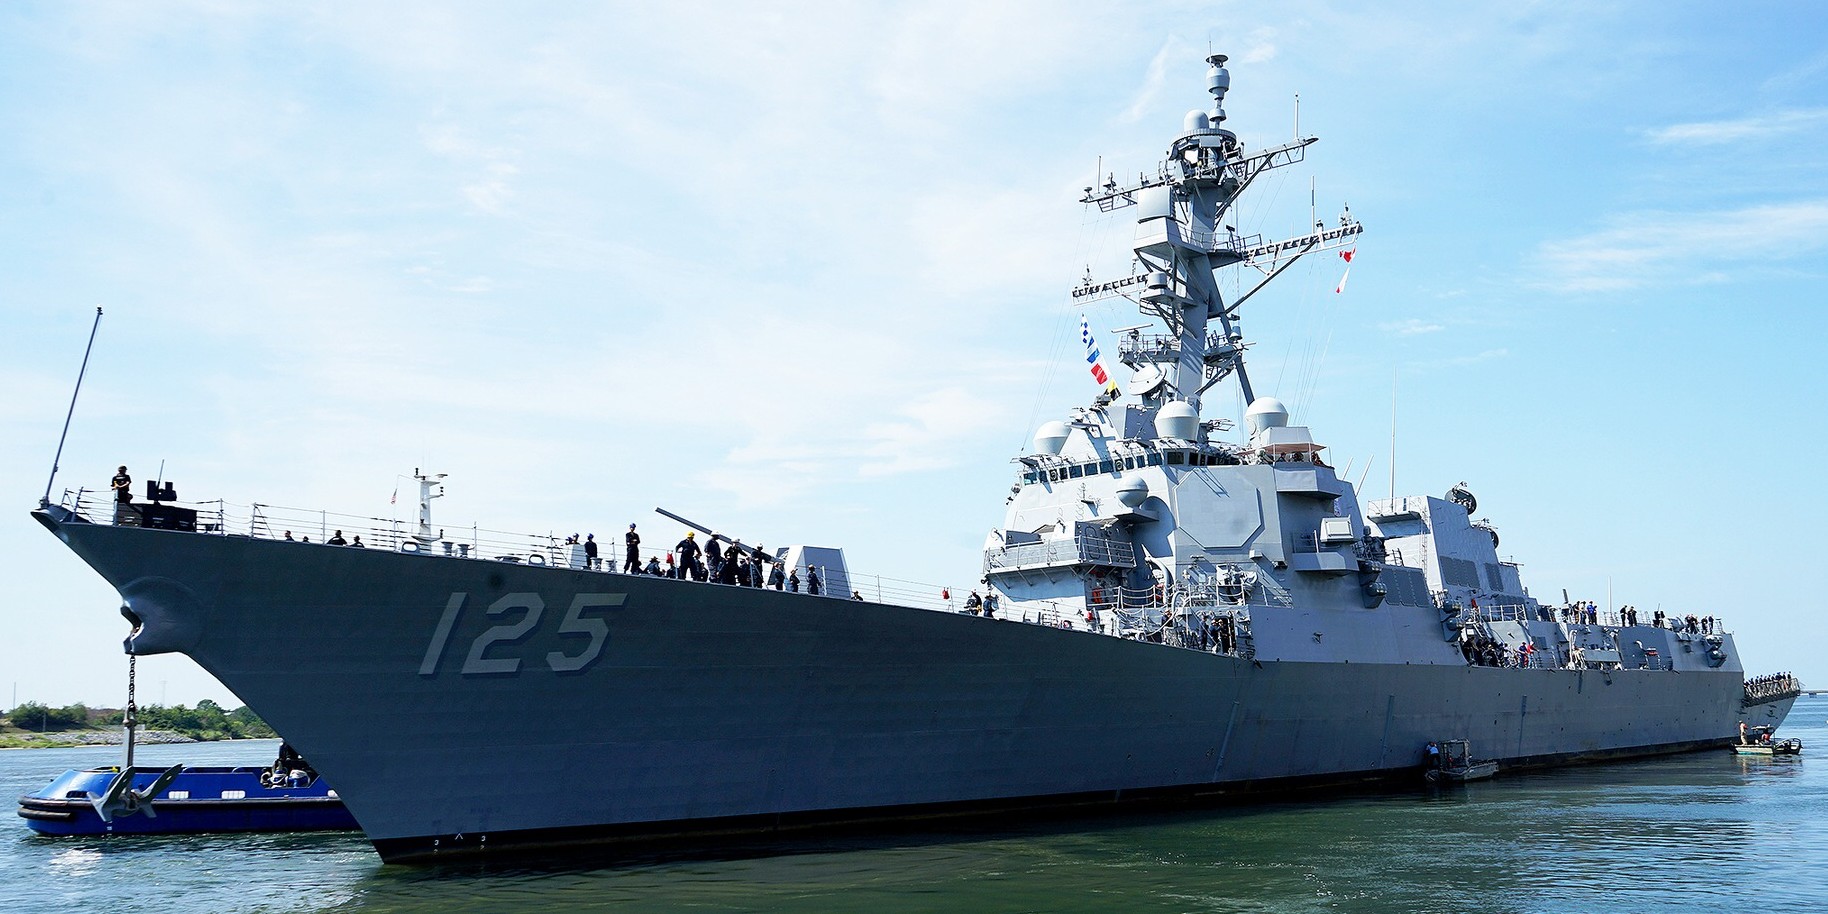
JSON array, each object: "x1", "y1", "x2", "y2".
[{"x1": 3, "y1": 1, "x2": 1825, "y2": 707}]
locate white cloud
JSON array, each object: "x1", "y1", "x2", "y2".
[
  {"x1": 446, "y1": 276, "x2": 494, "y2": 293},
  {"x1": 1448, "y1": 348, "x2": 1507, "y2": 366},
  {"x1": 462, "y1": 163, "x2": 520, "y2": 214},
  {"x1": 1762, "y1": 48, "x2": 1828, "y2": 94},
  {"x1": 1238, "y1": 28, "x2": 1279, "y2": 65},
  {"x1": 1382, "y1": 318, "x2": 1444, "y2": 335},
  {"x1": 1534, "y1": 200, "x2": 1828, "y2": 292},
  {"x1": 1121, "y1": 37, "x2": 1182, "y2": 124},
  {"x1": 1645, "y1": 109, "x2": 1828, "y2": 145}
]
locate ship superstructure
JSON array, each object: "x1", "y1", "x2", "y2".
[
  {"x1": 30, "y1": 54, "x2": 1796, "y2": 863},
  {"x1": 980, "y1": 55, "x2": 1742, "y2": 683}
]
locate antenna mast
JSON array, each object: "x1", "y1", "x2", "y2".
[
  {"x1": 1388, "y1": 368, "x2": 1398, "y2": 501},
  {"x1": 41, "y1": 307, "x2": 104, "y2": 508}
]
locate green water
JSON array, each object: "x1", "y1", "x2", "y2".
[{"x1": 7, "y1": 697, "x2": 1825, "y2": 913}]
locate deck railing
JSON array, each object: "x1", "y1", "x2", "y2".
[
  {"x1": 1744, "y1": 673, "x2": 1802, "y2": 705},
  {"x1": 54, "y1": 488, "x2": 971, "y2": 614}
]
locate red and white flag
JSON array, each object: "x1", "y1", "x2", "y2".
[
  {"x1": 1079, "y1": 315, "x2": 1119, "y2": 394},
  {"x1": 1334, "y1": 248, "x2": 1356, "y2": 293}
]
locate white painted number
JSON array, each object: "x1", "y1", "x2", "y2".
[
  {"x1": 420, "y1": 591, "x2": 626, "y2": 677},
  {"x1": 546, "y1": 593, "x2": 624, "y2": 673},
  {"x1": 418, "y1": 593, "x2": 467, "y2": 676},
  {"x1": 460, "y1": 593, "x2": 546, "y2": 676}
]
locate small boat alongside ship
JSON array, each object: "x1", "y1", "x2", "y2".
[
  {"x1": 1424, "y1": 740, "x2": 1498, "y2": 784},
  {"x1": 17, "y1": 740, "x2": 357, "y2": 837},
  {"x1": 1733, "y1": 725, "x2": 1803, "y2": 758},
  {"x1": 18, "y1": 765, "x2": 357, "y2": 836}
]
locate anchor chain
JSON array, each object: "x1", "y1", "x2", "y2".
[{"x1": 122, "y1": 652, "x2": 138, "y2": 770}]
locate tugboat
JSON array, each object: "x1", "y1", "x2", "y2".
[
  {"x1": 16, "y1": 656, "x2": 357, "y2": 836},
  {"x1": 18, "y1": 741, "x2": 357, "y2": 836},
  {"x1": 17, "y1": 758, "x2": 357, "y2": 836}
]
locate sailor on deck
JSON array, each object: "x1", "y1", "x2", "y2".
[
  {"x1": 623, "y1": 524, "x2": 641, "y2": 574},
  {"x1": 676, "y1": 532, "x2": 701, "y2": 580}
]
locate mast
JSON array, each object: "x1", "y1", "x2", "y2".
[
  {"x1": 414, "y1": 468, "x2": 446, "y2": 545},
  {"x1": 1077, "y1": 54, "x2": 1362, "y2": 434}
]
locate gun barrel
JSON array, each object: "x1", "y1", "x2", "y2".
[
  {"x1": 654, "y1": 507, "x2": 714, "y2": 537},
  {"x1": 654, "y1": 507, "x2": 775, "y2": 563}
]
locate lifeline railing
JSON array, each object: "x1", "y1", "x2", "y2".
[
  {"x1": 1744, "y1": 673, "x2": 1802, "y2": 704},
  {"x1": 1547, "y1": 604, "x2": 1730, "y2": 635},
  {"x1": 53, "y1": 489, "x2": 1287, "y2": 659},
  {"x1": 53, "y1": 489, "x2": 972, "y2": 615}
]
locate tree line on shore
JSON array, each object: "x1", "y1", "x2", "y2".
[{"x1": 0, "y1": 699, "x2": 275, "y2": 741}]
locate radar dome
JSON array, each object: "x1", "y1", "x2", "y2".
[
  {"x1": 1244, "y1": 397, "x2": 1290, "y2": 435},
  {"x1": 1183, "y1": 110, "x2": 1210, "y2": 132},
  {"x1": 1155, "y1": 401, "x2": 1199, "y2": 441},
  {"x1": 1033, "y1": 420, "x2": 1070, "y2": 456},
  {"x1": 1115, "y1": 475, "x2": 1149, "y2": 508}
]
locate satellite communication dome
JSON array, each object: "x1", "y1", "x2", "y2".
[
  {"x1": 1155, "y1": 401, "x2": 1199, "y2": 441},
  {"x1": 1126, "y1": 365, "x2": 1167, "y2": 397},
  {"x1": 1183, "y1": 110, "x2": 1210, "y2": 132},
  {"x1": 1033, "y1": 420, "x2": 1070, "y2": 456},
  {"x1": 1244, "y1": 397, "x2": 1290, "y2": 435},
  {"x1": 1115, "y1": 475, "x2": 1149, "y2": 508},
  {"x1": 1447, "y1": 484, "x2": 1478, "y2": 515}
]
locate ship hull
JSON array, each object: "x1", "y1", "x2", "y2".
[{"x1": 37, "y1": 511, "x2": 1755, "y2": 863}]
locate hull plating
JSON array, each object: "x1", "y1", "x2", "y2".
[{"x1": 41, "y1": 515, "x2": 1750, "y2": 860}]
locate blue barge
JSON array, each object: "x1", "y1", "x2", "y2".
[{"x1": 18, "y1": 765, "x2": 358, "y2": 836}]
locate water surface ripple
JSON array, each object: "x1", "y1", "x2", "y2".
[{"x1": 6, "y1": 697, "x2": 1825, "y2": 913}]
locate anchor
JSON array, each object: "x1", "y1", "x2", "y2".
[{"x1": 89, "y1": 647, "x2": 183, "y2": 824}]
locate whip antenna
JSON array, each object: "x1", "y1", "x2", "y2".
[{"x1": 41, "y1": 307, "x2": 104, "y2": 508}]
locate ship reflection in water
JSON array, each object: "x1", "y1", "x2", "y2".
[{"x1": 8, "y1": 712, "x2": 1824, "y2": 914}]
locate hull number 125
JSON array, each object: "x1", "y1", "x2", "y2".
[{"x1": 418, "y1": 592, "x2": 626, "y2": 677}]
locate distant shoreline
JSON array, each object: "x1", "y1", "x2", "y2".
[{"x1": 0, "y1": 730, "x2": 272, "y2": 751}]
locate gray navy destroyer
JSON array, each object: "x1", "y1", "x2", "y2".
[{"x1": 31, "y1": 55, "x2": 1799, "y2": 862}]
